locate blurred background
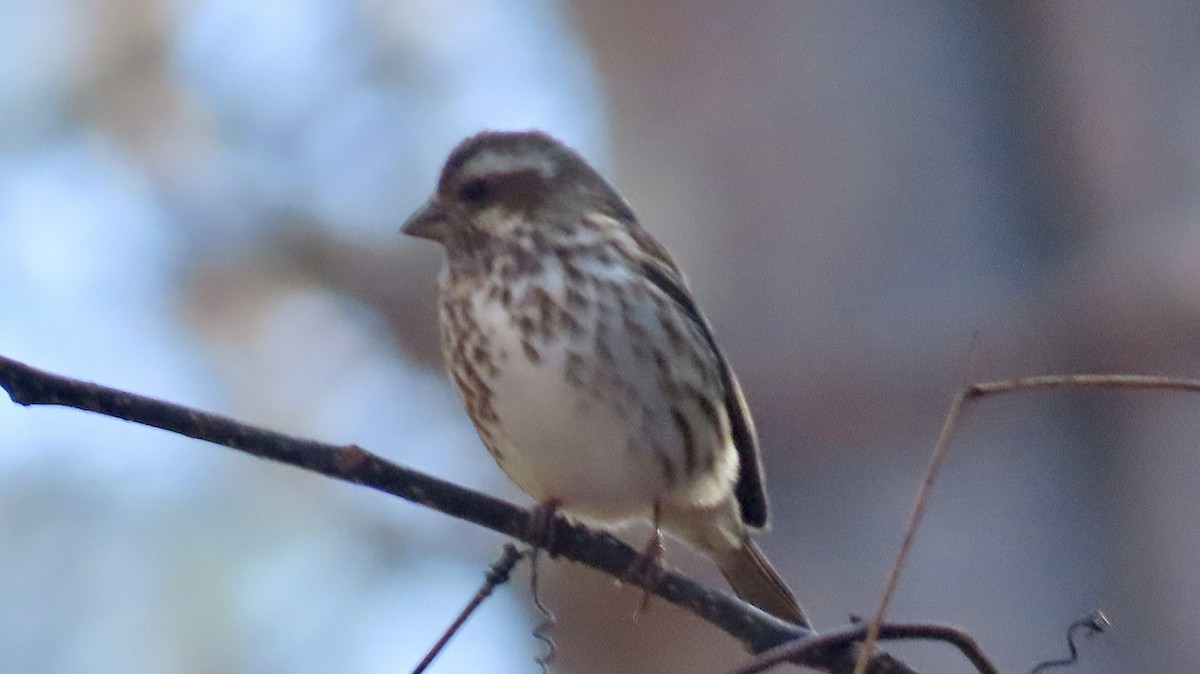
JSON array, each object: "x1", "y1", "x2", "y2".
[{"x1": 2, "y1": 1, "x2": 1199, "y2": 672}]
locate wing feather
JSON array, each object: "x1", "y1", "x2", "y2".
[{"x1": 639, "y1": 260, "x2": 769, "y2": 528}]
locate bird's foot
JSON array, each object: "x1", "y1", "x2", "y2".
[{"x1": 625, "y1": 526, "x2": 665, "y2": 619}]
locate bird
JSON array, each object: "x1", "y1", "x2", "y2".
[{"x1": 402, "y1": 129, "x2": 807, "y2": 626}]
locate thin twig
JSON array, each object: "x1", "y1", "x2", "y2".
[
  {"x1": 728, "y1": 622, "x2": 999, "y2": 674},
  {"x1": 852, "y1": 373, "x2": 1200, "y2": 674},
  {"x1": 412, "y1": 544, "x2": 527, "y2": 673},
  {"x1": 969, "y1": 373, "x2": 1200, "y2": 397},
  {"x1": 0, "y1": 355, "x2": 912, "y2": 674},
  {"x1": 852, "y1": 391, "x2": 967, "y2": 674}
]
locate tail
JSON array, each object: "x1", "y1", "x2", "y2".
[{"x1": 715, "y1": 539, "x2": 809, "y2": 627}]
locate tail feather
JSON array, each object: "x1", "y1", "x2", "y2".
[{"x1": 715, "y1": 539, "x2": 809, "y2": 627}]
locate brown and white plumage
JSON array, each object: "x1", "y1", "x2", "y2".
[{"x1": 403, "y1": 130, "x2": 807, "y2": 626}]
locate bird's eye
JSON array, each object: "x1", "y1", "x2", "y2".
[{"x1": 459, "y1": 179, "x2": 491, "y2": 205}]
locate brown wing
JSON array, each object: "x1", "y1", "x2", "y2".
[{"x1": 639, "y1": 260, "x2": 769, "y2": 529}]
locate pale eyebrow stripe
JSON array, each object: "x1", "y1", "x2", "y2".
[{"x1": 462, "y1": 151, "x2": 556, "y2": 180}]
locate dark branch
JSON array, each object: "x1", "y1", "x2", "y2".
[{"x1": 0, "y1": 354, "x2": 917, "y2": 674}]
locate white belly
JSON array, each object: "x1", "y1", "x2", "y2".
[{"x1": 479, "y1": 298, "x2": 666, "y2": 522}]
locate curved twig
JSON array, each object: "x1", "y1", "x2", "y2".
[
  {"x1": 729, "y1": 622, "x2": 999, "y2": 674},
  {"x1": 529, "y1": 549, "x2": 557, "y2": 673},
  {"x1": 1030, "y1": 611, "x2": 1111, "y2": 674}
]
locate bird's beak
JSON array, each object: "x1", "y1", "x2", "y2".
[{"x1": 401, "y1": 198, "x2": 449, "y2": 241}]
